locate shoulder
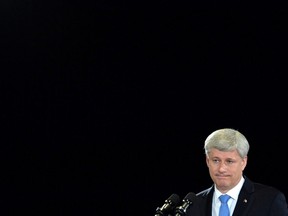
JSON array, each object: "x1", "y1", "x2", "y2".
[
  {"x1": 253, "y1": 182, "x2": 281, "y2": 192},
  {"x1": 245, "y1": 176, "x2": 283, "y2": 193},
  {"x1": 253, "y1": 182, "x2": 286, "y2": 198},
  {"x1": 196, "y1": 185, "x2": 214, "y2": 198},
  {"x1": 243, "y1": 177, "x2": 286, "y2": 200}
]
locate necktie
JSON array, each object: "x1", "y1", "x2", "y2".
[{"x1": 219, "y1": 194, "x2": 230, "y2": 216}]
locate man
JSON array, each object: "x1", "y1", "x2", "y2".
[{"x1": 187, "y1": 128, "x2": 288, "y2": 216}]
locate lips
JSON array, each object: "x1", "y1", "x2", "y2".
[{"x1": 216, "y1": 174, "x2": 229, "y2": 179}]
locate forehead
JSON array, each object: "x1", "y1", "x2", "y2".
[{"x1": 208, "y1": 148, "x2": 241, "y2": 159}]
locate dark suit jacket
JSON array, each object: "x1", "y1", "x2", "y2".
[{"x1": 186, "y1": 176, "x2": 288, "y2": 216}]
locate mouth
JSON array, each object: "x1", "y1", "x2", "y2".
[{"x1": 216, "y1": 175, "x2": 229, "y2": 179}]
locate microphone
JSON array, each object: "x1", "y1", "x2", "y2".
[
  {"x1": 174, "y1": 192, "x2": 197, "y2": 216},
  {"x1": 155, "y1": 193, "x2": 181, "y2": 216}
]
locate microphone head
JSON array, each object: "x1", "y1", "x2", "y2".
[
  {"x1": 167, "y1": 193, "x2": 181, "y2": 205},
  {"x1": 155, "y1": 193, "x2": 181, "y2": 215},
  {"x1": 183, "y1": 192, "x2": 196, "y2": 202},
  {"x1": 174, "y1": 192, "x2": 197, "y2": 216}
]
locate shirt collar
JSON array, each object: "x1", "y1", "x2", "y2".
[{"x1": 214, "y1": 176, "x2": 245, "y2": 200}]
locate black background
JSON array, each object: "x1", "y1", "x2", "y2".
[{"x1": 2, "y1": 1, "x2": 288, "y2": 215}]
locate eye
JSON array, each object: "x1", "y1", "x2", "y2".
[
  {"x1": 212, "y1": 159, "x2": 220, "y2": 163},
  {"x1": 227, "y1": 160, "x2": 234, "y2": 164}
]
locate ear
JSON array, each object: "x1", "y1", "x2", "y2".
[
  {"x1": 242, "y1": 156, "x2": 248, "y2": 170},
  {"x1": 206, "y1": 156, "x2": 210, "y2": 167}
]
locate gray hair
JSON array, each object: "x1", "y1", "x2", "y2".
[{"x1": 204, "y1": 128, "x2": 250, "y2": 158}]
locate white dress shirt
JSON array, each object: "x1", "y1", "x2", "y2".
[{"x1": 212, "y1": 176, "x2": 245, "y2": 216}]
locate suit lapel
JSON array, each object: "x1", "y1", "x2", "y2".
[{"x1": 232, "y1": 176, "x2": 255, "y2": 216}]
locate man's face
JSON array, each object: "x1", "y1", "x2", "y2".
[{"x1": 206, "y1": 148, "x2": 247, "y2": 193}]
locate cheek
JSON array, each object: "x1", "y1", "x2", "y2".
[{"x1": 207, "y1": 163, "x2": 216, "y2": 172}]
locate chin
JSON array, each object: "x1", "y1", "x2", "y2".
[
  {"x1": 216, "y1": 182, "x2": 231, "y2": 190},
  {"x1": 216, "y1": 180, "x2": 230, "y2": 188}
]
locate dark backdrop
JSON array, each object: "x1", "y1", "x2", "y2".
[{"x1": 2, "y1": 1, "x2": 288, "y2": 215}]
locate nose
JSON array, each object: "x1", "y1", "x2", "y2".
[{"x1": 218, "y1": 161, "x2": 227, "y2": 172}]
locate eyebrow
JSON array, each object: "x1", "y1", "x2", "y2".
[{"x1": 210, "y1": 156, "x2": 236, "y2": 160}]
